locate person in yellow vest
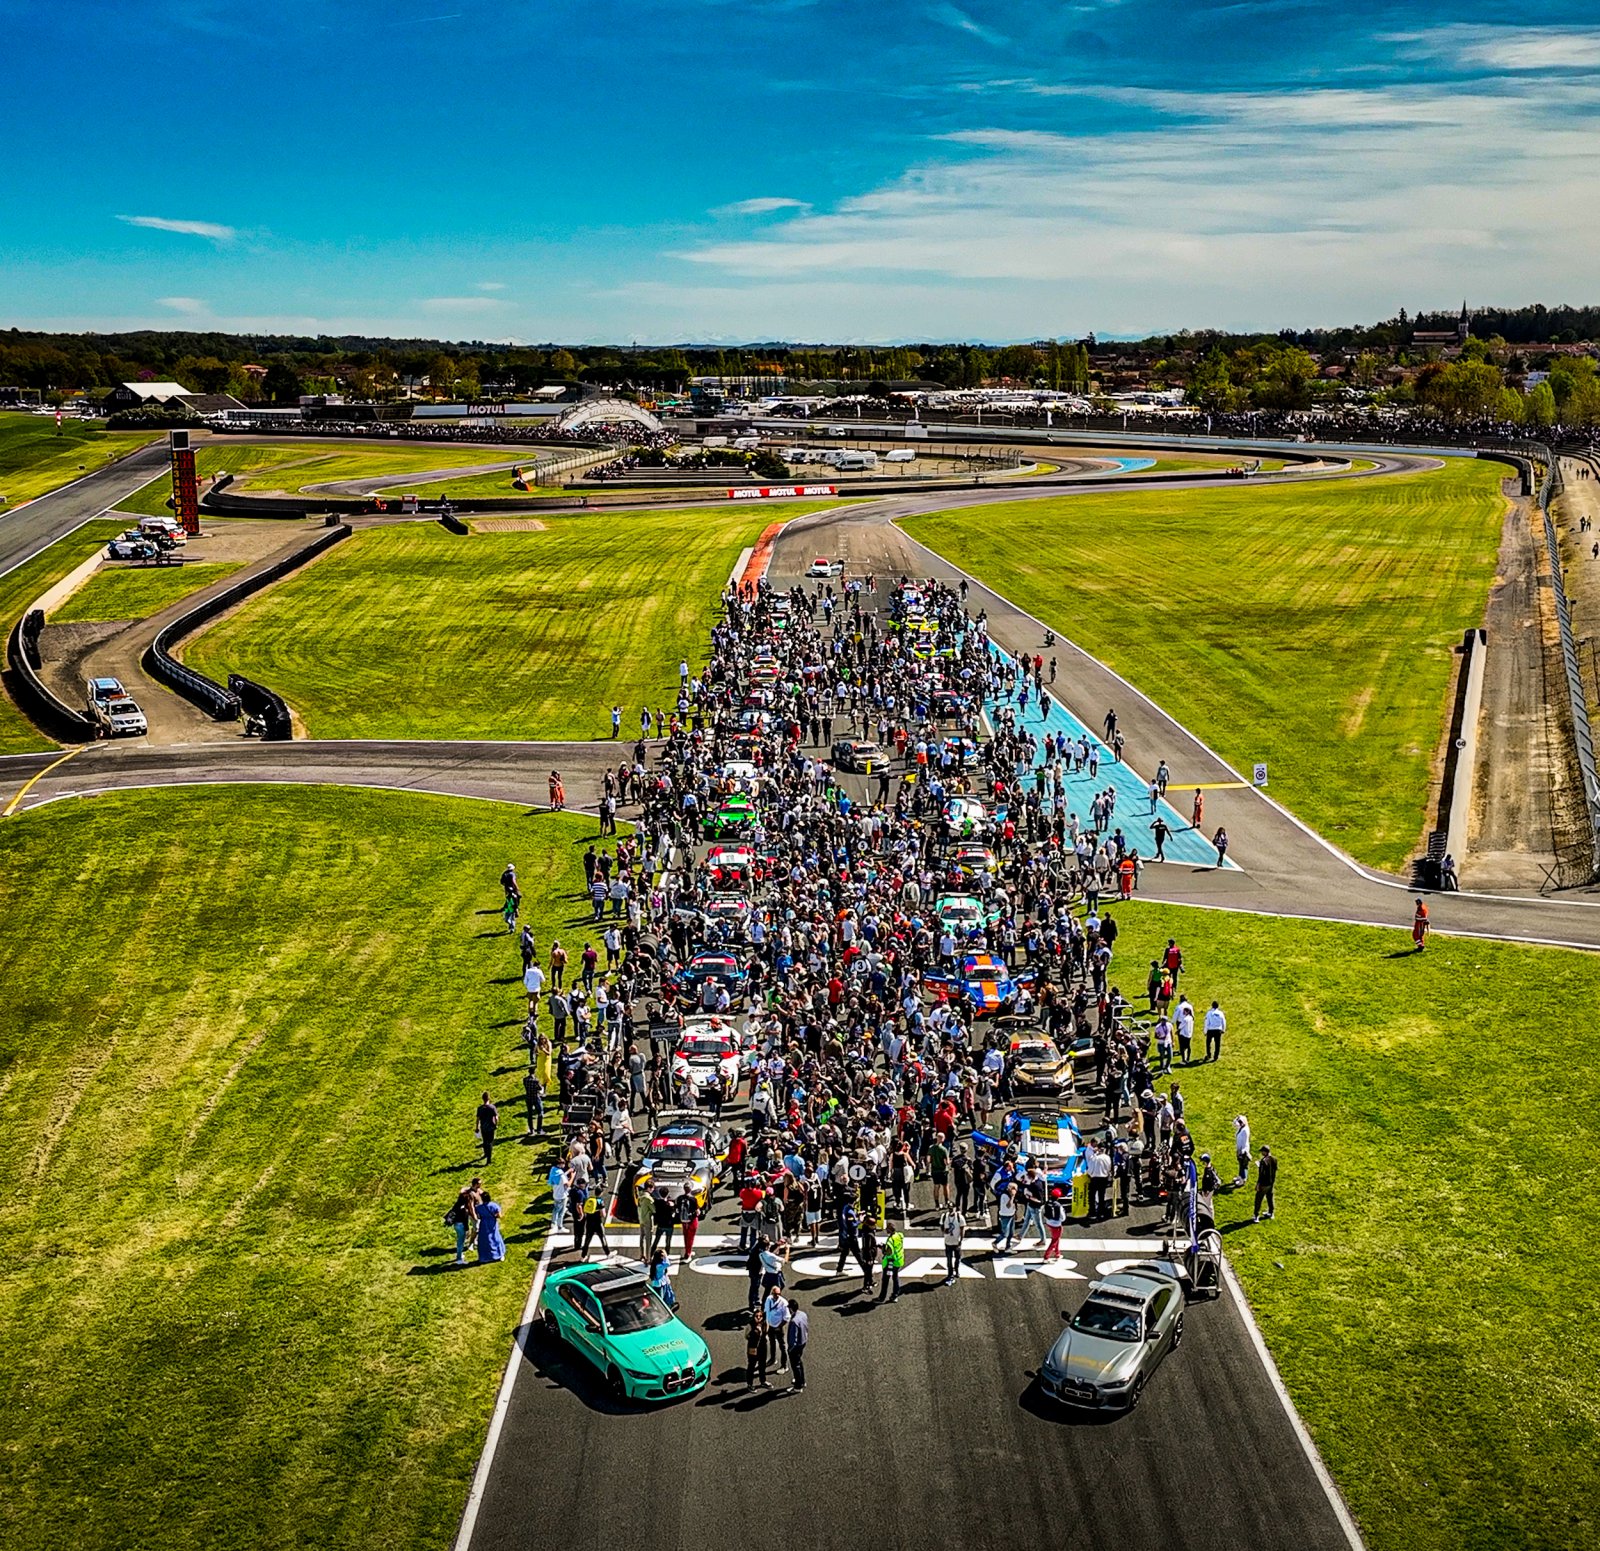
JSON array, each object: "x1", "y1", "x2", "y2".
[{"x1": 877, "y1": 1227, "x2": 905, "y2": 1303}]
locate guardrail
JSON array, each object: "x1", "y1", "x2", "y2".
[
  {"x1": 5, "y1": 608, "x2": 98, "y2": 742},
  {"x1": 1537, "y1": 444, "x2": 1600, "y2": 882},
  {"x1": 144, "y1": 522, "x2": 352, "y2": 726}
]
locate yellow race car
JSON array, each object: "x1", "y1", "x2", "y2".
[{"x1": 633, "y1": 1114, "x2": 727, "y2": 1210}]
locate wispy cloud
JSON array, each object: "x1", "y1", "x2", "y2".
[
  {"x1": 118, "y1": 214, "x2": 237, "y2": 241},
  {"x1": 673, "y1": 77, "x2": 1600, "y2": 333},
  {"x1": 713, "y1": 196, "x2": 811, "y2": 216},
  {"x1": 158, "y1": 296, "x2": 209, "y2": 315},
  {"x1": 476, "y1": 280, "x2": 507, "y2": 291},
  {"x1": 927, "y1": 4, "x2": 1009, "y2": 48},
  {"x1": 419, "y1": 295, "x2": 509, "y2": 311},
  {"x1": 1386, "y1": 24, "x2": 1600, "y2": 72}
]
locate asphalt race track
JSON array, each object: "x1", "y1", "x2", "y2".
[{"x1": 469, "y1": 1153, "x2": 1352, "y2": 1551}]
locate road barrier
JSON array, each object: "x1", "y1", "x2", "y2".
[
  {"x1": 145, "y1": 523, "x2": 352, "y2": 727},
  {"x1": 227, "y1": 673, "x2": 293, "y2": 740},
  {"x1": 1537, "y1": 446, "x2": 1600, "y2": 881},
  {"x1": 5, "y1": 609, "x2": 97, "y2": 742}
]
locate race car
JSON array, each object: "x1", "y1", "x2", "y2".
[
  {"x1": 703, "y1": 793, "x2": 758, "y2": 838},
  {"x1": 806, "y1": 557, "x2": 844, "y2": 578},
  {"x1": 943, "y1": 796, "x2": 994, "y2": 840},
  {"x1": 672, "y1": 1022, "x2": 744, "y2": 1093},
  {"x1": 675, "y1": 951, "x2": 748, "y2": 1003},
  {"x1": 538, "y1": 1263, "x2": 712, "y2": 1403},
  {"x1": 935, "y1": 892, "x2": 999, "y2": 938},
  {"x1": 1009, "y1": 1036, "x2": 1075, "y2": 1095},
  {"x1": 720, "y1": 759, "x2": 761, "y2": 792},
  {"x1": 632, "y1": 1113, "x2": 727, "y2": 1209},
  {"x1": 705, "y1": 844, "x2": 755, "y2": 887},
  {"x1": 924, "y1": 951, "x2": 1035, "y2": 1019},
  {"x1": 699, "y1": 892, "x2": 752, "y2": 942},
  {"x1": 950, "y1": 843, "x2": 999, "y2": 878},
  {"x1": 831, "y1": 738, "x2": 886, "y2": 774}
]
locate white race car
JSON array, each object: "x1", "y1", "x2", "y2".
[
  {"x1": 806, "y1": 557, "x2": 844, "y2": 578},
  {"x1": 672, "y1": 1022, "x2": 744, "y2": 1093}
]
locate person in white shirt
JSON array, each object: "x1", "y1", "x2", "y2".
[
  {"x1": 1204, "y1": 1000, "x2": 1227, "y2": 1062},
  {"x1": 1233, "y1": 1114, "x2": 1252, "y2": 1187},
  {"x1": 1176, "y1": 996, "x2": 1195, "y2": 1064}
]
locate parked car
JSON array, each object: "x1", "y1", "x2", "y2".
[
  {"x1": 806, "y1": 557, "x2": 844, "y2": 578},
  {"x1": 672, "y1": 1022, "x2": 745, "y2": 1092},
  {"x1": 90, "y1": 696, "x2": 148, "y2": 737},
  {"x1": 106, "y1": 539, "x2": 158, "y2": 561},
  {"x1": 1009, "y1": 1037, "x2": 1074, "y2": 1095},
  {"x1": 632, "y1": 1113, "x2": 727, "y2": 1209},
  {"x1": 537, "y1": 1263, "x2": 711, "y2": 1402},
  {"x1": 1036, "y1": 1270, "x2": 1186, "y2": 1411}
]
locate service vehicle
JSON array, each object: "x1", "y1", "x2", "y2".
[
  {"x1": 632, "y1": 1113, "x2": 727, "y2": 1208},
  {"x1": 91, "y1": 696, "x2": 149, "y2": 737},
  {"x1": 538, "y1": 1263, "x2": 712, "y2": 1402},
  {"x1": 885, "y1": 447, "x2": 916, "y2": 462},
  {"x1": 806, "y1": 557, "x2": 845, "y2": 578},
  {"x1": 831, "y1": 738, "x2": 886, "y2": 773},
  {"x1": 935, "y1": 892, "x2": 997, "y2": 937},
  {"x1": 1036, "y1": 1269, "x2": 1186, "y2": 1411}
]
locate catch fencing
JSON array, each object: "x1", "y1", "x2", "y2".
[{"x1": 1537, "y1": 444, "x2": 1600, "y2": 882}]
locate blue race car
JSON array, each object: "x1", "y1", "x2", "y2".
[
  {"x1": 674, "y1": 951, "x2": 748, "y2": 1001},
  {"x1": 923, "y1": 951, "x2": 1034, "y2": 1019}
]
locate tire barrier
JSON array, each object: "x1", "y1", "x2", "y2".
[
  {"x1": 144, "y1": 523, "x2": 353, "y2": 727},
  {"x1": 438, "y1": 511, "x2": 469, "y2": 535},
  {"x1": 227, "y1": 673, "x2": 293, "y2": 740},
  {"x1": 4, "y1": 608, "x2": 97, "y2": 742}
]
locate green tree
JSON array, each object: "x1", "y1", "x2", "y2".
[
  {"x1": 261, "y1": 362, "x2": 303, "y2": 404},
  {"x1": 1525, "y1": 380, "x2": 1557, "y2": 427},
  {"x1": 1187, "y1": 348, "x2": 1235, "y2": 412}
]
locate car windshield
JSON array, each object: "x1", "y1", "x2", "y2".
[
  {"x1": 1015, "y1": 1043, "x2": 1053, "y2": 1060},
  {"x1": 647, "y1": 1137, "x2": 704, "y2": 1156},
  {"x1": 1071, "y1": 1299, "x2": 1144, "y2": 1342},
  {"x1": 683, "y1": 1038, "x2": 731, "y2": 1057},
  {"x1": 599, "y1": 1286, "x2": 673, "y2": 1334}
]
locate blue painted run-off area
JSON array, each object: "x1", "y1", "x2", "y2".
[
  {"x1": 984, "y1": 645, "x2": 1233, "y2": 870},
  {"x1": 1106, "y1": 457, "x2": 1155, "y2": 473}
]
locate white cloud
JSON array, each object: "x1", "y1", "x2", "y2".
[
  {"x1": 418, "y1": 295, "x2": 509, "y2": 311},
  {"x1": 666, "y1": 77, "x2": 1600, "y2": 337},
  {"x1": 713, "y1": 196, "x2": 811, "y2": 216},
  {"x1": 476, "y1": 280, "x2": 507, "y2": 291},
  {"x1": 927, "y1": 4, "x2": 1009, "y2": 48},
  {"x1": 1386, "y1": 25, "x2": 1600, "y2": 72},
  {"x1": 158, "y1": 296, "x2": 209, "y2": 314},
  {"x1": 117, "y1": 214, "x2": 237, "y2": 241}
]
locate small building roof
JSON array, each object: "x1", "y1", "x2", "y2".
[{"x1": 118, "y1": 381, "x2": 194, "y2": 399}]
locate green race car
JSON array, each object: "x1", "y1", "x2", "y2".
[
  {"x1": 538, "y1": 1263, "x2": 711, "y2": 1402},
  {"x1": 703, "y1": 793, "x2": 757, "y2": 838}
]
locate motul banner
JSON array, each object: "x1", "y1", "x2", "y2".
[{"x1": 727, "y1": 484, "x2": 838, "y2": 500}]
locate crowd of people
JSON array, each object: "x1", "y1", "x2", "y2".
[{"x1": 453, "y1": 567, "x2": 1281, "y2": 1368}]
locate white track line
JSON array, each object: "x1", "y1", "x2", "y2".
[
  {"x1": 453, "y1": 1230, "x2": 559, "y2": 1551},
  {"x1": 1222, "y1": 1258, "x2": 1366, "y2": 1551}
]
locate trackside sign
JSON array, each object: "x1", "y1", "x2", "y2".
[{"x1": 727, "y1": 485, "x2": 838, "y2": 499}]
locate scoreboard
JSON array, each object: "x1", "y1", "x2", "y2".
[{"x1": 169, "y1": 429, "x2": 200, "y2": 535}]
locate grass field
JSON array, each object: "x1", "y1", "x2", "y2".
[
  {"x1": 1100, "y1": 901, "x2": 1600, "y2": 1551},
  {"x1": 0, "y1": 518, "x2": 127, "y2": 754},
  {"x1": 50, "y1": 561, "x2": 243, "y2": 623},
  {"x1": 0, "y1": 785, "x2": 592, "y2": 1551},
  {"x1": 114, "y1": 443, "x2": 318, "y2": 515},
  {"x1": 901, "y1": 458, "x2": 1507, "y2": 870},
  {"x1": 0, "y1": 413, "x2": 158, "y2": 504},
  {"x1": 261, "y1": 446, "x2": 553, "y2": 493},
  {"x1": 183, "y1": 504, "x2": 815, "y2": 740}
]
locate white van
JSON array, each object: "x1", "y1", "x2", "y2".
[
  {"x1": 834, "y1": 451, "x2": 879, "y2": 472},
  {"x1": 885, "y1": 448, "x2": 916, "y2": 463}
]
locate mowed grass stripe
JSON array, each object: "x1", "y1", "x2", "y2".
[
  {"x1": 0, "y1": 786, "x2": 592, "y2": 1551},
  {"x1": 900, "y1": 459, "x2": 1507, "y2": 870},
  {"x1": 50, "y1": 560, "x2": 244, "y2": 623},
  {"x1": 182, "y1": 506, "x2": 814, "y2": 741}
]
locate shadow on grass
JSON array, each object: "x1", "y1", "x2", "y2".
[
  {"x1": 431, "y1": 1158, "x2": 486, "y2": 1177},
  {"x1": 1384, "y1": 947, "x2": 1425, "y2": 959}
]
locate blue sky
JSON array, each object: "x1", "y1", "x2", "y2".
[{"x1": 3, "y1": 0, "x2": 1598, "y2": 342}]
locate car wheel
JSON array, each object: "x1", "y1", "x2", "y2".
[
  {"x1": 1127, "y1": 1376, "x2": 1145, "y2": 1410},
  {"x1": 539, "y1": 1309, "x2": 562, "y2": 1344},
  {"x1": 607, "y1": 1365, "x2": 628, "y2": 1400},
  {"x1": 1171, "y1": 1315, "x2": 1184, "y2": 1350}
]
